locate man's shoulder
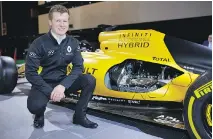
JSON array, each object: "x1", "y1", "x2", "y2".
[
  {"x1": 67, "y1": 35, "x2": 80, "y2": 43},
  {"x1": 30, "y1": 34, "x2": 50, "y2": 49},
  {"x1": 33, "y1": 34, "x2": 49, "y2": 44},
  {"x1": 29, "y1": 34, "x2": 47, "y2": 51}
]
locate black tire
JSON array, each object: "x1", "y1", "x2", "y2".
[
  {"x1": 0, "y1": 56, "x2": 18, "y2": 94},
  {"x1": 183, "y1": 70, "x2": 212, "y2": 139}
]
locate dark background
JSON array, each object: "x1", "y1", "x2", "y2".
[
  {"x1": 2, "y1": 1, "x2": 38, "y2": 36},
  {"x1": 0, "y1": 1, "x2": 212, "y2": 59}
]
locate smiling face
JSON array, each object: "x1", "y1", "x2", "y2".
[{"x1": 49, "y1": 12, "x2": 69, "y2": 36}]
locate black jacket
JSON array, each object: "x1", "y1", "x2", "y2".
[{"x1": 25, "y1": 31, "x2": 84, "y2": 96}]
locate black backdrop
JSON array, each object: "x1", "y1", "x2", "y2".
[
  {"x1": 0, "y1": 1, "x2": 212, "y2": 60},
  {"x1": 0, "y1": 15, "x2": 212, "y2": 60},
  {"x1": 114, "y1": 16, "x2": 212, "y2": 44}
]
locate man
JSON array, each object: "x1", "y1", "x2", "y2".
[
  {"x1": 202, "y1": 34, "x2": 212, "y2": 49},
  {"x1": 26, "y1": 5, "x2": 98, "y2": 129}
]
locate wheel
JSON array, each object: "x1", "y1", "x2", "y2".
[
  {"x1": 0, "y1": 56, "x2": 18, "y2": 94},
  {"x1": 183, "y1": 70, "x2": 212, "y2": 139}
]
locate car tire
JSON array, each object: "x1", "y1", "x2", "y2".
[
  {"x1": 183, "y1": 70, "x2": 212, "y2": 139},
  {"x1": 0, "y1": 56, "x2": 18, "y2": 94}
]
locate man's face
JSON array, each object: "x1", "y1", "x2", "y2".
[
  {"x1": 49, "y1": 12, "x2": 69, "y2": 36},
  {"x1": 208, "y1": 35, "x2": 212, "y2": 42}
]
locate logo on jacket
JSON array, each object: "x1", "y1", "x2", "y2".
[
  {"x1": 48, "y1": 50, "x2": 54, "y2": 56},
  {"x1": 29, "y1": 52, "x2": 37, "y2": 58},
  {"x1": 67, "y1": 46, "x2": 72, "y2": 53},
  {"x1": 66, "y1": 46, "x2": 73, "y2": 55},
  {"x1": 77, "y1": 45, "x2": 81, "y2": 51}
]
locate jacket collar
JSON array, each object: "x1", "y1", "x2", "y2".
[{"x1": 47, "y1": 30, "x2": 68, "y2": 45}]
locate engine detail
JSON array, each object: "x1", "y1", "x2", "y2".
[{"x1": 105, "y1": 59, "x2": 183, "y2": 93}]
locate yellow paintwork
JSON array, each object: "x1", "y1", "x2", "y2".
[
  {"x1": 70, "y1": 30, "x2": 200, "y2": 102},
  {"x1": 20, "y1": 30, "x2": 201, "y2": 102},
  {"x1": 206, "y1": 104, "x2": 212, "y2": 127},
  {"x1": 17, "y1": 64, "x2": 25, "y2": 74},
  {"x1": 188, "y1": 96, "x2": 201, "y2": 139}
]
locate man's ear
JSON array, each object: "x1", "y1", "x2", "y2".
[{"x1": 48, "y1": 20, "x2": 52, "y2": 27}]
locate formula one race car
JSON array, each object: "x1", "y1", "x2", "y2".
[
  {"x1": 69, "y1": 30, "x2": 212, "y2": 139},
  {"x1": 1, "y1": 29, "x2": 212, "y2": 139}
]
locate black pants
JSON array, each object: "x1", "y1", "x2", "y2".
[{"x1": 27, "y1": 74, "x2": 96, "y2": 117}]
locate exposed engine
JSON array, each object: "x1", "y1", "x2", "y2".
[{"x1": 106, "y1": 59, "x2": 183, "y2": 93}]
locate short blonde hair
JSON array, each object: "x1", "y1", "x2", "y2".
[{"x1": 48, "y1": 5, "x2": 70, "y2": 20}]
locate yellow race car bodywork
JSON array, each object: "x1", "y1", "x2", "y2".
[{"x1": 67, "y1": 30, "x2": 204, "y2": 103}]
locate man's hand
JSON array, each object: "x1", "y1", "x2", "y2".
[{"x1": 50, "y1": 85, "x2": 66, "y2": 102}]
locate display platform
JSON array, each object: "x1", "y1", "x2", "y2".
[{"x1": 0, "y1": 78, "x2": 190, "y2": 139}]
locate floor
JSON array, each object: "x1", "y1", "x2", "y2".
[{"x1": 0, "y1": 78, "x2": 190, "y2": 139}]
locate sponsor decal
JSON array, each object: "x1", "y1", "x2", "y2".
[
  {"x1": 119, "y1": 32, "x2": 151, "y2": 38},
  {"x1": 118, "y1": 42, "x2": 149, "y2": 48},
  {"x1": 194, "y1": 81, "x2": 212, "y2": 99},
  {"x1": 127, "y1": 100, "x2": 140, "y2": 104},
  {"x1": 68, "y1": 66, "x2": 98, "y2": 75},
  {"x1": 92, "y1": 96, "x2": 107, "y2": 101},
  {"x1": 206, "y1": 104, "x2": 212, "y2": 126},
  {"x1": 153, "y1": 57, "x2": 170, "y2": 62},
  {"x1": 154, "y1": 115, "x2": 181, "y2": 125},
  {"x1": 83, "y1": 67, "x2": 98, "y2": 75},
  {"x1": 118, "y1": 32, "x2": 151, "y2": 48},
  {"x1": 183, "y1": 66, "x2": 194, "y2": 70}
]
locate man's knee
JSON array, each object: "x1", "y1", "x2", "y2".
[
  {"x1": 82, "y1": 74, "x2": 96, "y2": 87},
  {"x1": 27, "y1": 88, "x2": 49, "y2": 115},
  {"x1": 27, "y1": 99, "x2": 47, "y2": 115}
]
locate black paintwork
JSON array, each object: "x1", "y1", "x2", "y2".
[
  {"x1": 164, "y1": 35, "x2": 212, "y2": 74},
  {"x1": 60, "y1": 94, "x2": 185, "y2": 129}
]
